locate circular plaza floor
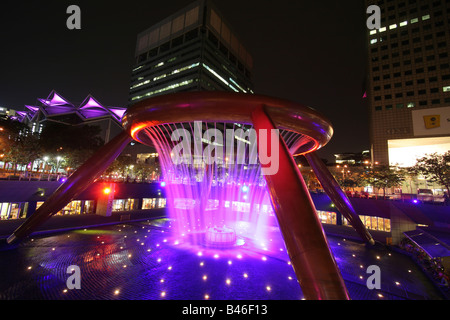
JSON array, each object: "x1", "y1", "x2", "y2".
[{"x1": 0, "y1": 218, "x2": 445, "y2": 300}]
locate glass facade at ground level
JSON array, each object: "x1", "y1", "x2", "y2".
[{"x1": 0, "y1": 199, "x2": 390, "y2": 233}]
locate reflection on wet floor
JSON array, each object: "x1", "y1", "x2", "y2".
[{"x1": 0, "y1": 218, "x2": 445, "y2": 300}]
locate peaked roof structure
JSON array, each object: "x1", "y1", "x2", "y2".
[{"x1": 18, "y1": 90, "x2": 127, "y2": 125}]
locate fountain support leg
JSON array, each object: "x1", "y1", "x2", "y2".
[
  {"x1": 305, "y1": 152, "x2": 375, "y2": 245},
  {"x1": 251, "y1": 106, "x2": 350, "y2": 300},
  {"x1": 7, "y1": 130, "x2": 133, "y2": 244}
]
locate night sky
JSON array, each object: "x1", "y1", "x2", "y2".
[{"x1": 0, "y1": 0, "x2": 369, "y2": 162}]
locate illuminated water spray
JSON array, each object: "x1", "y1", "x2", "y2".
[{"x1": 148, "y1": 121, "x2": 277, "y2": 248}]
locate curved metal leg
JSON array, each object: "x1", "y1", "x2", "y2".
[
  {"x1": 305, "y1": 152, "x2": 375, "y2": 245},
  {"x1": 251, "y1": 106, "x2": 349, "y2": 300},
  {"x1": 7, "y1": 130, "x2": 132, "y2": 244}
]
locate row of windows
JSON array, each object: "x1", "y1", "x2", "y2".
[
  {"x1": 374, "y1": 92, "x2": 449, "y2": 101},
  {"x1": 206, "y1": 30, "x2": 251, "y2": 79},
  {"x1": 132, "y1": 38, "x2": 202, "y2": 78},
  {"x1": 130, "y1": 66, "x2": 199, "y2": 96},
  {"x1": 373, "y1": 73, "x2": 450, "y2": 83},
  {"x1": 373, "y1": 0, "x2": 449, "y2": 6},
  {"x1": 369, "y1": 0, "x2": 450, "y2": 24},
  {"x1": 371, "y1": 37, "x2": 448, "y2": 51},
  {"x1": 134, "y1": 28, "x2": 251, "y2": 81},
  {"x1": 136, "y1": 28, "x2": 200, "y2": 64},
  {"x1": 130, "y1": 62, "x2": 200, "y2": 90},
  {"x1": 374, "y1": 97, "x2": 450, "y2": 111},
  {"x1": 370, "y1": 22, "x2": 447, "y2": 42},
  {"x1": 373, "y1": 86, "x2": 450, "y2": 100},
  {"x1": 369, "y1": 14, "x2": 432, "y2": 38},
  {"x1": 129, "y1": 60, "x2": 251, "y2": 102},
  {"x1": 373, "y1": 60, "x2": 449, "y2": 72},
  {"x1": 374, "y1": 85, "x2": 450, "y2": 93},
  {"x1": 130, "y1": 78, "x2": 197, "y2": 102},
  {"x1": 372, "y1": 52, "x2": 449, "y2": 64}
]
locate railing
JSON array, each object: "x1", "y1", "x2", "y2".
[{"x1": 343, "y1": 191, "x2": 447, "y2": 205}]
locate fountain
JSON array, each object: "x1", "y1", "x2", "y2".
[
  {"x1": 204, "y1": 226, "x2": 237, "y2": 248},
  {"x1": 7, "y1": 91, "x2": 375, "y2": 300}
]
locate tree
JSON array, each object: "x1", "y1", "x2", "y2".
[
  {"x1": 104, "y1": 155, "x2": 134, "y2": 180},
  {"x1": 361, "y1": 165, "x2": 405, "y2": 198},
  {"x1": 133, "y1": 162, "x2": 153, "y2": 182},
  {"x1": 39, "y1": 122, "x2": 103, "y2": 155},
  {"x1": 0, "y1": 118, "x2": 42, "y2": 176},
  {"x1": 39, "y1": 122, "x2": 104, "y2": 173},
  {"x1": 411, "y1": 152, "x2": 450, "y2": 195},
  {"x1": 6, "y1": 134, "x2": 42, "y2": 175}
]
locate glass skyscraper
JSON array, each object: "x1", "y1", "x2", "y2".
[{"x1": 128, "y1": 0, "x2": 254, "y2": 105}]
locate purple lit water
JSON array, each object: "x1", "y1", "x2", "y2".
[{"x1": 146, "y1": 122, "x2": 278, "y2": 249}]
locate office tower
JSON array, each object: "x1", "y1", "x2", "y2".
[
  {"x1": 366, "y1": 0, "x2": 450, "y2": 166},
  {"x1": 128, "y1": 0, "x2": 254, "y2": 105}
]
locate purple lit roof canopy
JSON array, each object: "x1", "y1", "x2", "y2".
[
  {"x1": 17, "y1": 90, "x2": 127, "y2": 142},
  {"x1": 21, "y1": 90, "x2": 127, "y2": 125}
]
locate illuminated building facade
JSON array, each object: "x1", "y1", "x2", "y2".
[
  {"x1": 366, "y1": 0, "x2": 450, "y2": 166},
  {"x1": 128, "y1": 0, "x2": 254, "y2": 105}
]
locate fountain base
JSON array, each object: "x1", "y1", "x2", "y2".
[{"x1": 203, "y1": 226, "x2": 240, "y2": 248}]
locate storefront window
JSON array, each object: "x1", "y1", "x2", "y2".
[
  {"x1": 56, "y1": 201, "x2": 81, "y2": 216},
  {"x1": 157, "y1": 198, "x2": 166, "y2": 208},
  {"x1": 112, "y1": 199, "x2": 137, "y2": 211},
  {"x1": 143, "y1": 198, "x2": 157, "y2": 209},
  {"x1": 83, "y1": 200, "x2": 95, "y2": 214},
  {"x1": 113, "y1": 199, "x2": 125, "y2": 211},
  {"x1": 316, "y1": 210, "x2": 337, "y2": 225},
  {"x1": 0, "y1": 202, "x2": 28, "y2": 220}
]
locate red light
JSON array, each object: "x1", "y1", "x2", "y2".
[{"x1": 103, "y1": 187, "x2": 111, "y2": 195}]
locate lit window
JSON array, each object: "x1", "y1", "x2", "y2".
[
  {"x1": 379, "y1": 27, "x2": 386, "y2": 32},
  {"x1": 370, "y1": 39, "x2": 378, "y2": 44},
  {"x1": 370, "y1": 30, "x2": 377, "y2": 35},
  {"x1": 229, "y1": 78, "x2": 247, "y2": 93},
  {"x1": 131, "y1": 79, "x2": 195, "y2": 101},
  {"x1": 389, "y1": 24, "x2": 397, "y2": 29},
  {"x1": 153, "y1": 74, "x2": 167, "y2": 81},
  {"x1": 443, "y1": 86, "x2": 450, "y2": 92},
  {"x1": 202, "y1": 63, "x2": 239, "y2": 92},
  {"x1": 400, "y1": 21, "x2": 408, "y2": 27},
  {"x1": 411, "y1": 18, "x2": 419, "y2": 24},
  {"x1": 422, "y1": 15, "x2": 430, "y2": 21},
  {"x1": 407, "y1": 102, "x2": 415, "y2": 108}
]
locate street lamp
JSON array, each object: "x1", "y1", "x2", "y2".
[{"x1": 56, "y1": 156, "x2": 62, "y2": 174}]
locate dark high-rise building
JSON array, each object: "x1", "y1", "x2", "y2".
[
  {"x1": 365, "y1": 0, "x2": 450, "y2": 166},
  {"x1": 128, "y1": 0, "x2": 254, "y2": 105}
]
